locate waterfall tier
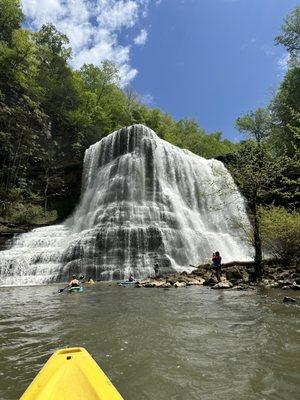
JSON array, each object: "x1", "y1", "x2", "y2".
[{"x1": 0, "y1": 124, "x2": 251, "y2": 285}]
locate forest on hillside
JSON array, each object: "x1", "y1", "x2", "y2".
[{"x1": 0, "y1": 1, "x2": 299, "y2": 273}]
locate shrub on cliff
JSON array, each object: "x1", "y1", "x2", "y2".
[{"x1": 261, "y1": 206, "x2": 300, "y2": 262}]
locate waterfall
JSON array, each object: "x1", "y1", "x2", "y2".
[{"x1": 0, "y1": 124, "x2": 251, "y2": 285}]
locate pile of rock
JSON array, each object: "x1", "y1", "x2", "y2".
[
  {"x1": 135, "y1": 265, "x2": 250, "y2": 290},
  {"x1": 136, "y1": 273, "x2": 205, "y2": 289},
  {"x1": 258, "y1": 266, "x2": 300, "y2": 291},
  {"x1": 134, "y1": 261, "x2": 300, "y2": 291}
]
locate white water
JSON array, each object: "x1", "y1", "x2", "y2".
[{"x1": 0, "y1": 125, "x2": 251, "y2": 285}]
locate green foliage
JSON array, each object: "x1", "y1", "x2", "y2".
[
  {"x1": 275, "y1": 5, "x2": 300, "y2": 65},
  {"x1": 0, "y1": 186, "x2": 57, "y2": 224},
  {"x1": 164, "y1": 118, "x2": 237, "y2": 158},
  {"x1": 260, "y1": 206, "x2": 300, "y2": 262},
  {"x1": 236, "y1": 108, "x2": 272, "y2": 143},
  {"x1": 230, "y1": 108, "x2": 288, "y2": 276},
  {"x1": 0, "y1": 1, "x2": 298, "y2": 232},
  {"x1": 270, "y1": 67, "x2": 300, "y2": 157},
  {"x1": 0, "y1": 0, "x2": 24, "y2": 44},
  {"x1": 35, "y1": 24, "x2": 71, "y2": 61}
]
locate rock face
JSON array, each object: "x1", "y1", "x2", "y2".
[{"x1": 0, "y1": 124, "x2": 251, "y2": 285}]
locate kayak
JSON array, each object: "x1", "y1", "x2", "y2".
[
  {"x1": 68, "y1": 286, "x2": 84, "y2": 293},
  {"x1": 20, "y1": 347, "x2": 124, "y2": 400},
  {"x1": 118, "y1": 280, "x2": 138, "y2": 285}
]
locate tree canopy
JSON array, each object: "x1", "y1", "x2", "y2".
[{"x1": 0, "y1": 0, "x2": 236, "y2": 223}]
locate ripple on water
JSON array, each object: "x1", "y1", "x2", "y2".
[{"x1": 0, "y1": 285, "x2": 299, "y2": 400}]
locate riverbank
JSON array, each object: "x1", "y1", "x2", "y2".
[{"x1": 135, "y1": 261, "x2": 300, "y2": 292}]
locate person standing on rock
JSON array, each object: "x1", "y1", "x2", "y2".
[
  {"x1": 212, "y1": 252, "x2": 222, "y2": 282},
  {"x1": 154, "y1": 263, "x2": 159, "y2": 278}
]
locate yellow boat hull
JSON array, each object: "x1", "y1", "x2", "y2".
[{"x1": 20, "y1": 347, "x2": 124, "y2": 400}]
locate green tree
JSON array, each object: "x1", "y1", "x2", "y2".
[
  {"x1": 0, "y1": 0, "x2": 24, "y2": 44},
  {"x1": 231, "y1": 108, "x2": 277, "y2": 278},
  {"x1": 34, "y1": 24, "x2": 78, "y2": 143},
  {"x1": 80, "y1": 61, "x2": 120, "y2": 104},
  {"x1": 270, "y1": 67, "x2": 300, "y2": 158},
  {"x1": 260, "y1": 205, "x2": 300, "y2": 262},
  {"x1": 275, "y1": 5, "x2": 300, "y2": 65}
]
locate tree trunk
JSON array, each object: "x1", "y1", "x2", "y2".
[{"x1": 44, "y1": 167, "x2": 50, "y2": 214}]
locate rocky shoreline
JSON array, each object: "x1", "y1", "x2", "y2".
[{"x1": 134, "y1": 261, "x2": 300, "y2": 293}]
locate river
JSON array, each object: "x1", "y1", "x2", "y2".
[{"x1": 0, "y1": 284, "x2": 299, "y2": 400}]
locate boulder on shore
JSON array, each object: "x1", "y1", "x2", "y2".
[
  {"x1": 174, "y1": 281, "x2": 186, "y2": 288},
  {"x1": 186, "y1": 277, "x2": 205, "y2": 286},
  {"x1": 283, "y1": 296, "x2": 297, "y2": 303},
  {"x1": 211, "y1": 280, "x2": 233, "y2": 289},
  {"x1": 291, "y1": 283, "x2": 300, "y2": 290},
  {"x1": 225, "y1": 266, "x2": 249, "y2": 283}
]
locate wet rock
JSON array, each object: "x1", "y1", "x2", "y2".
[
  {"x1": 143, "y1": 282, "x2": 156, "y2": 288},
  {"x1": 278, "y1": 271, "x2": 293, "y2": 279},
  {"x1": 225, "y1": 266, "x2": 249, "y2": 283},
  {"x1": 282, "y1": 285, "x2": 291, "y2": 290},
  {"x1": 153, "y1": 280, "x2": 167, "y2": 288},
  {"x1": 193, "y1": 269, "x2": 206, "y2": 277},
  {"x1": 211, "y1": 280, "x2": 233, "y2": 289},
  {"x1": 174, "y1": 281, "x2": 186, "y2": 288},
  {"x1": 166, "y1": 274, "x2": 181, "y2": 285},
  {"x1": 139, "y1": 278, "x2": 151, "y2": 285},
  {"x1": 268, "y1": 282, "x2": 279, "y2": 288},
  {"x1": 231, "y1": 284, "x2": 249, "y2": 291},
  {"x1": 278, "y1": 279, "x2": 294, "y2": 287},
  {"x1": 259, "y1": 279, "x2": 271, "y2": 288},
  {"x1": 141, "y1": 279, "x2": 167, "y2": 288},
  {"x1": 203, "y1": 276, "x2": 218, "y2": 286},
  {"x1": 291, "y1": 283, "x2": 300, "y2": 290},
  {"x1": 186, "y1": 278, "x2": 205, "y2": 286},
  {"x1": 294, "y1": 277, "x2": 300, "y2": 285},
  {"x1": 283, "y1": 296, "x2": 297, "y2": 303},
  {"x1": 160, "y1": 282, "x2": 172, "y2": 288}
]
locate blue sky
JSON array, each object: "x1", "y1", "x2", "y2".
[{"x1": 22, "y1": 0, "x2": 299, "y2": 141}]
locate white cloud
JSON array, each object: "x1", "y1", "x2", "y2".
[
  {"x1": 134, "y1": 29, "x2": 148, "y2": 45},
  {"x1": 21, "y1": 0, "x2": 156, "y2": 85},
  {"x1": 96, "y1": 0, "x2": 139, "y2": 31}
]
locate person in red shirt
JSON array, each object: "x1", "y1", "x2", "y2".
[{"x1": 212, "y1": 251, "x2": 222, "y2": 282}]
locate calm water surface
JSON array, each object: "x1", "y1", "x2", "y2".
[{"x1": 0, "y1": 284, "x2": 299, "y2": 400}]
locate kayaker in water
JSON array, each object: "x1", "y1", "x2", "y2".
[
  {"x1": 69, "y1": 275, "x2": 81, "y2": 287},
  {"x1": 128, "y1": 274, "x2": 134, "y2": 282},
  {"x1": 212, "y1": 252, "x2": 222, "y2": 282}
]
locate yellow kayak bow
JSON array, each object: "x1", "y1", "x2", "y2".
[{"x1": 20, "y1": 347, "x2": 124, "y2": 400}]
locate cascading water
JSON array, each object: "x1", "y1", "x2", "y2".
[{"x1": 0, "y1": 124, "x2": 251, "y2": 285}]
